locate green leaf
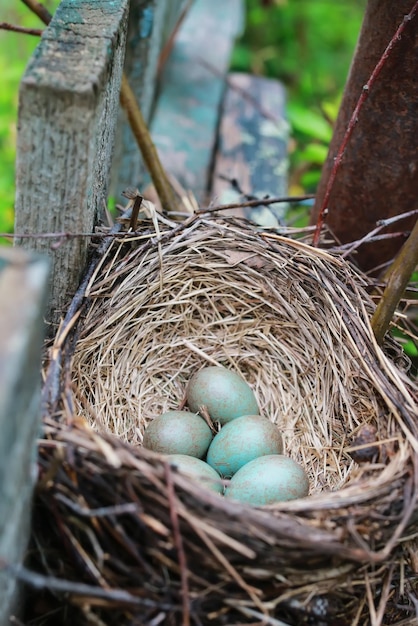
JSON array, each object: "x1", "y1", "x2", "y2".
[
  {"x1": 300, "y1": 169, "x2": 322, "y2": 191},
  {"x1": 287, "y1": 104, "x2": 333, "y2": 143},
  {"x1": 297, "y1": 142, "x2": 329, "y2": 165}
]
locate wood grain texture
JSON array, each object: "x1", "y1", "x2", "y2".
[
  {"x1": 211, "y1": 73, "x2": 289, "y2": 227},
  {"x1": 150, "y1": 0, "x2": 245, "y2": 205},
  {"x1": 14, "y1": 0, "x2": 129, "y2": 325},
  {"x1": 110, "y1": 0, "x2": 188, "y2": 200},
  {"x1": 0, "y1": 248, "x2": 49, "y2": 622}
]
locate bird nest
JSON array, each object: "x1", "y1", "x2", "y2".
[{"x1": 32, "y1": 212, "x2": 418, "y2": 625}]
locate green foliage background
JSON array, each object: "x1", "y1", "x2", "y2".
[
  {"x1": 231, "y1": 0, "x2": 365, "y2": 196},
  {"x1": 0, "y1": 0, "x2": 59, "y2": 236},
  {"x1": 0, "y1": 0, "x2": 365, "y2": 234}
]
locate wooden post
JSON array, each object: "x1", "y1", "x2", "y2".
[
  {"x1": 14, "y1": 0, "x2": 130, "y2": 327},
  {"x1": 0, "y1": 248, "x2": 49, "y2": 623},
  {"x1": 150, "y1": 0, "x2": 245, "y2": 205},
  {"x1": 212, "y1": 73, "x2": 289, "y2": 227},
  {"x1": 110, "y1": 0, "x2": 188, "y2": 201},
  {"x1": 310, "y1": 0, "x2": 418, "y2": 272}
]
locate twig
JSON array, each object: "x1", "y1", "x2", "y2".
[
  {"x1": 120, "y1": 74, "x2": 182, "y2": 215},
  {"x1": 164, "y1": 462, "x2": 190, "y2": 626},
  {"x1": 198, "y1": 58, "x2": 279, "y2": 124},
  {"x1": 157, "y1": 0, "x2": 193, "y2": 73},
  {"x1": 122, "y1": 188, "x2": 143, "y2": 231},
  {"x1": 338, "y1": 210, "x2": 415, "y2": 257},
  {"x1": 340, "y1": 232, "x2": 408, "y2": 253},
  {"x1": 123, "y1": 187, "x2": 165, "y2": 289},
  {"x1": 230, "y1": 605, "x2": 291, "y2": 626},
  {"x1": 0, "y1": 195, "x2": 314, "y2": 242},
  {"x1": 20, "y1": 0, "x2": 52, "y2": 24},
  {"x1": 0, "y1": 230, "x2": 162, "y2": 242},
  {"x1": 371, "y1": 217, "x2": 418, "y2": 344},
  {"x1": 0, "y1": 22, "x2": 42, "y2": 36},
  {"x1": 0, "y1": 560, "x2": 177, "y2": 609},
  {"x1": 200, "y1": 194, "x2": 315, "y2": 214},
  {"x1": 54, "y1": 494, "x2": 141, "y2": 518},
  {"x1": 41, "y1": 217, "x2": 126, "y2": 412},
  {"x1": 376, "y1": 208, "x2": 418, "y2": 228},
  {"x1": 313, "y1": 3, "x2": 418, "y2": 246}
]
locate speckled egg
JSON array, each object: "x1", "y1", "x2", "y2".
[
  {"x1": 167, "y1": 454, "x2": 223, "y2": 494},
  {"x1": 224, "y1": 455, "x2": 310, "y2": 505},
  {"x1": 206, "y1": 415, "x2": 283, "y2": 477},
  {"x1": 186, "y1": 366, "x2": 259, "y2": 425},
  {"x1": 143, "y1": 411, "x2": 213, "y2": 458}
]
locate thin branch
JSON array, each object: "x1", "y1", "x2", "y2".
[
  {"x1": 0, "y1": 560, "x2": 177, "y2": 609},
  {"x1": 0, "y1": 195, "x2": 314, "y2": 242},
  {"x1": 313, "y1": 2, "x2": 418, "y2": 246},
  {"x1": 371, "y1": 217, "x2": 418, "y2": 344},
  {"x1": 122, "y1": 188, "x2": 144, "y2": 231},
  {"x1": 199, "y1": 194, "x2": 315, "y2": 214},
  {"x1": 20, "y1": 0, "x2": 52, "y2": 25},
  {"x1": 0, "y1": 22, "x2": 42, "y2": 36},
  {"x1": 198, "y1": 58, "x2": 279, "y2": 124},
  {"x1": 164, "y1": 462, "x2": 190, "y2": 626},
  {"x1": 339, "y1": 228, "x2": 411, "y2": 261},
  {"x1": 120, "y1": 74, "x2": 182, "y2": 215},
  {"x1": 157, "y1": 0, "x2": 193, "y2": 73},
  {"x1": 54, "y1": 493, "x2": 141, "y2": 518}
]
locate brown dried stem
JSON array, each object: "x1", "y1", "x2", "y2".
[
  {"x1": 313, "y1": 2, "x2": 418, "y2": 246},
  {"x1": 0, "y1": 22, "x2": 42, "y2": 36},
  {"x1": 164, "y1": 463, "x2": 190, "y2": 626},
  {"x1": 120, "y1": 74, "x2": 182, "y2": 215},
  {"x1": 371, "y1": 217, "x2": 418, "y2": 344},
  {"x1": 20, "y1": 0, "x2": 52, "y2": 24},
  {"x1": 1, "y1": 559, "x2": 176, "y2": 609}
]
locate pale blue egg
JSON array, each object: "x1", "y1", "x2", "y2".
[
  {"x1": 167, "y1": 454, "x2": 223, "y2": 494},
  {"x1": 206, "y1": 415, "x2": 283, "y2": 477},
  {"x1": 225, "y1": 455, "x2": 309, "y2": 505},
  {"x1": 143, "y1": 411, "x2": 213, "y2": 458},
  {"x1": 186, "y1": 366, "x2": 259, "y2": 425}
]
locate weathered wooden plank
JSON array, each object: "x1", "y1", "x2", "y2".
[
  {"x1": 149, "y1": 0, "x2": 245, "y2": 205},
  {"x1": 0, "y1": 248, "x2": 49, "y2": 623},
  {"x1": 211, "y1": 73, "x2": 289, "y2": 227},
  {"x1": 110, "y1": 0, "x2": 189, "y2": 201},
  {"x1": 14, "y1": 0, "x2": 129, "y2": 326}
]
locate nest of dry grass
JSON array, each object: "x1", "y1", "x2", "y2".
[{"x1": 31, "y1": 213, "x2": 418, "y2": 625}]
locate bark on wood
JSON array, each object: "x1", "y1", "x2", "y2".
[
  {"x1": 14, "y1": 0, "x2": 129, "y2": 326},
  {"x1": 311, "y1": 0, "x2": 418, "y2": 273}
]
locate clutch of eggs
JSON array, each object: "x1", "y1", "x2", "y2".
[{"x1": 143, "y1": 366, "x2": 309, "y2": 505}]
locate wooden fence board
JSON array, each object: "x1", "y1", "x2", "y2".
[
  {"x1": 14, "y1": 0, "x2": 129, "y2": 326},
  {"x1": 211, "y1": 73, "x2": 289, "y2": 227},
  {"x1": 149, "y1": 0, "x2": 245, "y2": 205},
  {"x1": 110, "y1": 0, "x2": 188, "y2": 201},
  {"x1": 0, "y1": 248, "x2": 49, "y2": 623}
]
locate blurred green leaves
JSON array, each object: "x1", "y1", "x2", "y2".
[
  {"x1": 0, "y1": 0, "x2": 59, "y2": 236},
  {"x1": 287, "y1": 105, "x2": 333, "y2": 145},
  {"x1": 231, "y1": 0, "x2": 366, "y2": 194}
]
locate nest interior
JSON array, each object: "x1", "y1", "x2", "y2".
[{"x1": 33, "y1": 214, "x2": 418, "y2": 625}]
